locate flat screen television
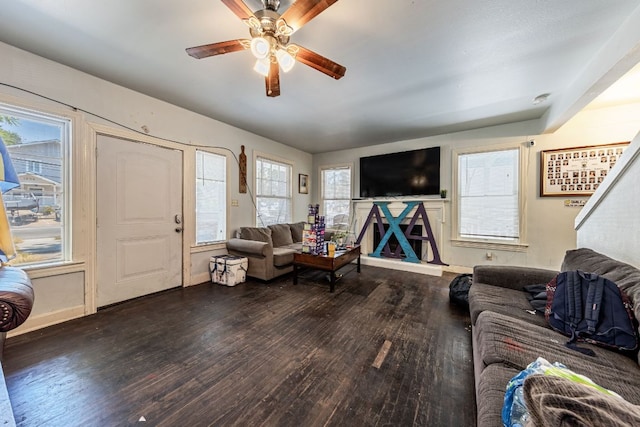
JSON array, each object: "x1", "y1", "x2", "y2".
[{"x1": 359, "y1": 147, "x2": 440, "y2": 198}]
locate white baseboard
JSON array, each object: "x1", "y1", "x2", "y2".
[
  {"x1": 361, "y1": 255, "x2": 443, "y2": 276},
  {"x1": 443, "y1": 265, "x2": 474, "y2": 275},
  {"x1": 7, "y1": 305, "x2": 86, "y2": 337}
]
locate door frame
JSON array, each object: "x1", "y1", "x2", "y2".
[{"x1": 86, "y1": 123, "x2": 192, "y2": 314}]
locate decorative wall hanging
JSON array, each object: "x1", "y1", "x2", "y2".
[
  {"x1": 239, "y1": 145, "x2": 247, "y2": 193},
  {"x1": 355, "y1": 201, "x2": 447, "y2": 265},
  {"x1": 540, "y1": 142, "x2": 630, "y2": 197}
]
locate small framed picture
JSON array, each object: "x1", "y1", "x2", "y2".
[{"x1": 298, "y1": 173, "x2": 309, "y2": 194}]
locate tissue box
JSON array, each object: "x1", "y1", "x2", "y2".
[{"x1": 210, "y1": 255, "x2": 248, "y2": 286}]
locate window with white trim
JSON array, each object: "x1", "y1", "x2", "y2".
[
  {"x1": 456, "y1": 148, "x2": 521, "y2": 242},
  {"x1": 26, "y1": 160, "x2": 42, "y2": 174},
  {"x1": 0, "y1": 104, "x2": 71, "y2": 266},
  {"x1": 255, "y1": 155, "x2": 292, "y2": 226},
  {"x1": 195, "y1": 150, "x2": 226, "y2": 244},
  {"x1": 321, "y1": 164, "x2": 352, "y2": 230}
]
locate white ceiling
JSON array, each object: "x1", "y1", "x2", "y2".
[{"x1": 1, "y1": 0, "x2": 640, "y2": 153}]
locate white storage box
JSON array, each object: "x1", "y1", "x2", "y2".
[{"x1": 210, "y1": 255, "x2": 248, "y2": 286}]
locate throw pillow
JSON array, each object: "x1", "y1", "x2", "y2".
[
  {"x1": 289, "y1": 222, "x2": 304, "y2": 243},
  {"x1": 268, "y1": 224, "x2": 294, "y2": 247},
  {"x1": 240, "y1": 227, "x2": 273, "y2": 246}
]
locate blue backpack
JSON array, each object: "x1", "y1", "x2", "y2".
[{"x1": 545, "y1": 270, "x2": 638, "y2": 356}]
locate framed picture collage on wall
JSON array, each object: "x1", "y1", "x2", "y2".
[{"x1": 540, "y1": 141, "x2": 630, "y2": 197}]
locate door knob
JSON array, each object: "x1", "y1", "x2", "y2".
[{"x1": 175, "y1": 227, "x2": 183, "y2": 233}]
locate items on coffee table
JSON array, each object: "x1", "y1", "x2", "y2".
[{"x1": 302, "y1": 204, "x2": 325, "y2": 255}]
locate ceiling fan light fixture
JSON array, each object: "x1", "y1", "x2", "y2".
[
  {"x1": 250, "y1": 37, "x2": 271, "y2": 59},
  {"x1": 253, "y1": 57, "x2": 271, "y2": 77},
  {"x1": 187, "y1": 0, "x2": 346, "y2": 97},
  {"x1": 276, "y1": 48, "x2": 295, "y2": 72}
]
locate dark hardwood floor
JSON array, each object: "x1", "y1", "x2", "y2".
[{"x1": 3, "y1": 266, "x2": 475, "y2": 426}]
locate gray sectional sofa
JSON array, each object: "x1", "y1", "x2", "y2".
[
  {"x1": 469, "y1": 248, "x2": 640, "y2": 426},
  {"x1": 226, "y1": 222, "x2": 304, "y2": 281}
]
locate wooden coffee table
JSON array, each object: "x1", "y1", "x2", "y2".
[{"x1": 293, "y1": 245, "x2": 361, "y2": 292}]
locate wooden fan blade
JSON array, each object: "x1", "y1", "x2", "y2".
[
  {"x1": 266, "y1": 61, "x2": 281, "y2": 97},
  {"x1": 294, "y1": 45, "x2": 346, "y2": 79},
  {"x1": 221, "y1": 0, "x2": 255, "y2": 20},
  {"x1": 186, "y1": 39, "x2": 249, "y2": 59},
  {"x1": 281, "y1": 0, "x2": 339, "y2": 33}
]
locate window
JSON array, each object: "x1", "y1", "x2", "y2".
[
  {"x1": 321, "y1": 164, "x2": 352, "y2": 229},
  {"x1": 255, "y1": 155, "x2": 292, "y2": 226},
  {"x1": 195, "y1": 150, "x2": 226, "y2": 244},
  {"x1": 26, "y1": 160, "x2": 42, "y2": 174},
  {"x1": 456, "y1": 147, "x2": 522, "y2": 244},
  {"x1": 0, "y1": 104, "x2": 71, "y2": 266}
]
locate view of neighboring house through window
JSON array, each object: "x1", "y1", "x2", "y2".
[
  {"x1": 321, "y1": 165, "x2": 352, "y2": 230},
  {"x1": 457, "y1": 148, "x2": 520, "y2": 241},
  {"x1": 195, "y1": 150, "x2": 226, "y2": 244},
  {"x1": 0, "y1": 105, "x2": 70, "y2": 266},
  {"x1": 255, "y1": 155, "x2": 292, "y2": 226}
]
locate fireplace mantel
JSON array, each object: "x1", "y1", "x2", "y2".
[{"x1": 352, "y1": 199, "x2": 446, "y2": 276}]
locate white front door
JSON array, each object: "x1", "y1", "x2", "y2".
[{"x1": 96, "y1": 135, "x2": 183, "y2": 307}]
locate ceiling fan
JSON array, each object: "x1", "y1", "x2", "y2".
[{"x1": 186, "y1": 0, "x2": 346, "y2": 97}]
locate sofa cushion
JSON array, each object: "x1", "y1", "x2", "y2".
[
  {"x1": 474, "y1": 311, "x2": 640, "y2": 404},
  {"x1": 473, "y1": 265, "x2": 559, "y2": 292},
  {"x1": 289, "y1": 222, "x2": 304, "y2": 243},
  {"x1": 282, "y1": 242, "x2": 302, "y2": 252},
  {"x1": 269, "y1": 224, "x2": 294, "y2": 248},
  {"x1": 272, "y1": 247, "x2": 296, "y2": 267},
  {"x1": 476, "y1": 363, "x2": 519, "y2": 427},
  {"x1": 562, "y1": 248, "x2": 640, "y2": 301},
  {"x1": 468, "y1": 282, "x2": 547, "y2": 328},
  {"x1": 240, "y1": 227, "x2": 273, "y2": 246}
]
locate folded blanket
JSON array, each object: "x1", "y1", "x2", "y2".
[{"x1": 523, "y1": 374, "x2": 640, "y2": 427}]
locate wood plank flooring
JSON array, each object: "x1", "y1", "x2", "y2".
[{"x1": 3, "y1": 266, "x2": 475, "y2": 426}]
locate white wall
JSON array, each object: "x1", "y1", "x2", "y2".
[
  {"x1": 575, "y1": 130, "x2": 640, "y2": 267},
  {"x1": 0, "y1": 41, "x2": 312, "y2": 335},
  {"x1": 313, "y1": 103, "x2": 640, "y2": 272},
  {"x1": 3, "y1": 37, "x2": 640, "y2": 335}
]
